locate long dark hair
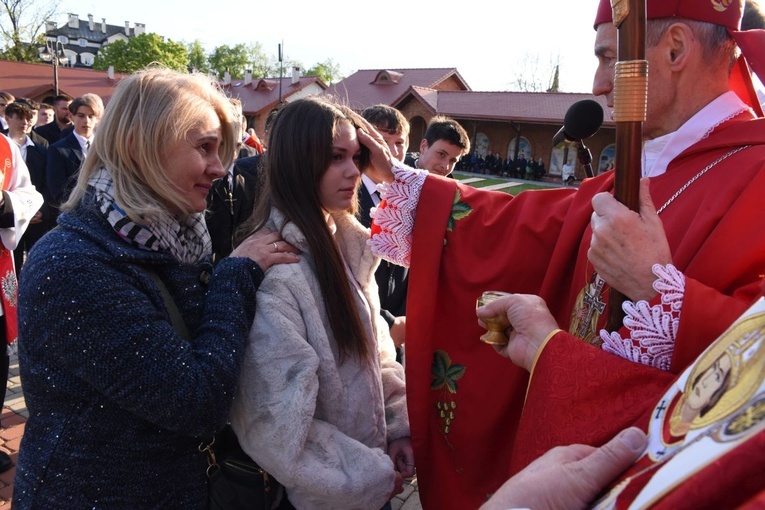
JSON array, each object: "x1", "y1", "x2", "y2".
[{"x1": 240, "y1": 97, "x2": 371, "y2": 362}]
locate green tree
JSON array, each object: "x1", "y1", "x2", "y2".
[
  {"x1": 93, "y1": 33, "x2": 188, "y2": 74},
  {"x1": 186, "y1": 39, "x2": 210, "y2": 73},
  {"x1": 305, "y1": 58, "x2": 342, "y2": 85},
  {"x1": 208, "y1": 42, "x2": 272, "y2": 78},
  {"x1": 0, "y1": 0, "x2": 59, "y2": 62}
]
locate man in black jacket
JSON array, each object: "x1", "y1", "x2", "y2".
[
  {"x1": 359, "y1": 105, "x2": 410, "y2": 355},
  {"x1": 206, "y1": 152, "x2": 261, "y2": 263},
  {"x1": 33, "y1": 94, "x2": 72, "y2": 144}
]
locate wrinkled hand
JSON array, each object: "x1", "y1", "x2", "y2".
[
  {"x1": 388, "y1": 436, "x2": 415, "y2": 478},
  {"x1": 480, "y1": 427, "x2": 647, "y2": 510},
  {"x1": 389, "y1": 316, "x2": 406, "y2": 348},
  {"x1": 355, "y1": 117, "x2": 396, "y2": 183},
  {"x1": 476, "y1": 294, "x2": 559, "y2": 372},
  {"x1": 589, "y1": 178, "x2": 672, "y2": 302},
  {"x1": 230, "y1": 229, "x2": 300, "y2": 270}
]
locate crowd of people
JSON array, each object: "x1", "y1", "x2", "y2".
[
  {"x1": 0, "y1": 0, "x2": 763, "y2": 508},
  {"x1": 455, "y1": 152, "x2": 547, "y2": 180}
]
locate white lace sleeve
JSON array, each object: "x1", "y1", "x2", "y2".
[
  {"x1": 367, "y1": 163, "x2": 428, "y2": 267},
  {"x1": 599, "y1": 264, "x2": 685, "y2": 371}
]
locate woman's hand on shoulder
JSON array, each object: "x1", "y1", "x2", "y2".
[{"x1": 230, "y1": 229, "x2": 300, "y2": 270}]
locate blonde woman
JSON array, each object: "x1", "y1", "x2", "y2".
[{"x1": 14, "y1": 68, "x2": 297, "y2": 509}]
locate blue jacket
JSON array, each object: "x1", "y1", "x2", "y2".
[{"x1": 13, "y1": 194, "x2": 264, "y2": 509}]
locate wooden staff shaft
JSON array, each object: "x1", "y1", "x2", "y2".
[{"x1": 607, "y1": 0, "x2": 647, "y2": 331}]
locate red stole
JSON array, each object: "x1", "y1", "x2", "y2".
[{"x1": 0, "y1": 137, "x2": 18, "y2": 345}]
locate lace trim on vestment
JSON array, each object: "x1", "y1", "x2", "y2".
[
  {"x1": 700, "y1": 105, "x2": 749, "y2": 141},
  {"x1": 367, "y1": 163, "x2": 427, "y2": 267},
  {"x1": 599, "y1": 264, "x2": 685, "y2": 371}
]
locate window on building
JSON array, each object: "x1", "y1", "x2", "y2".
[{"x1": 80, "y1": 52, "x2": 95, "y2": 66}]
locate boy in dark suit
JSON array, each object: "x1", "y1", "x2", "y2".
[
  {"x1": 45, "y1": 94, "x2": 103, "y2": 216},
  {"x1": 4, "y1": 102, "x2": 50, "y2": 274},
  {"x1": 359, "y1": 105, "x2": 410, "y2": 355}
]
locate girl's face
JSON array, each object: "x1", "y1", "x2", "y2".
[
  {"x1": 319, "y1": 120, "x2": 361, "y2": 214},
  {"x1": 161, "y1": 106, "x2": 226, "y2": 214}
]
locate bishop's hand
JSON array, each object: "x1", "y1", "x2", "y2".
[
  {"x1": 589, "y1": 178, "x2": 672, "y2": 302},
  {"x1": 477, "y1": 293, "x2": 559, "y2": 372}
]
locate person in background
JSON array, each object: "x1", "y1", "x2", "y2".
[
  {"x1": 33, "y1": 94, "x2": 72, "y2": 144},
  {"x1": 45, "y1": 93, "x2": 103, "y2": 215},
  {"x1": 231, "y1": 97, "x2": 413, "y2": 509},
  {"x1": 3, "y1": 102, "x2": 50, "y2": 274},
  {"x1": 13, "y1": 67, "x2": 298, "y2": 509},
  {"x1": 358, "y1": 104, "x2": 410, "y2": 356},
  {"x1": 243, "y1": 127, "x2": 265, "y2": 155},
  {"x1": 0, "y1": 91, "x2": 14, "y2": 131},
  {"x1": 35, "y1": 103, "x2": 55, "y2": 128},
  {"x1": 206, "y1": 100, "x2": 263, "y2": 263},
  {"x1": 13, "y1": 98, "x2": 49, "y2": 148},
  {"x1": 408, "y1": 115, "x2": 470, "y2": 177}
]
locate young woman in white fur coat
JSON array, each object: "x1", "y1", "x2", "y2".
[{"x1": 230, "y1": 97, "x2": 414, "y2": 510}]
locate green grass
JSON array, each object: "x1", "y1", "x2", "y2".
[{"x1": 453, "y1": 172, "x2": 557, "y2": 194}]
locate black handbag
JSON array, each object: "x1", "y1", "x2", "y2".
[
  {"x1": 201, "y1": 425, "x2": 283, "y2": 510},
  {"x1": 142, "y1": 267, "x2": 283, "y2": 510}
]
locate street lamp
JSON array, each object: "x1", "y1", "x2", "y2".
[{"x1": 39, "y1": 41, "x2": 70, "y2": 96}]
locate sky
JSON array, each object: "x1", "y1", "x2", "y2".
[{"x1": 56, "y1": 0, "x2": 602, "y2": 93}]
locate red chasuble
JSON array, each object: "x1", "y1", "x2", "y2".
[
  {"x1": 399, "y1": 113, "x2": 765, "y2": 509},
  {"x1": 0, "y1": 137, "x2": 18, "y2": 345},
  {"x1": 516, "y1": 296, "x2": 765, "y2": 509}
]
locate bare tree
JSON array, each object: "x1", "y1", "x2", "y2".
[
  {"x1": 510, "y1": 51, "x2": 561, "y2": 93},
  {"x1": 0, "y1": 0, "x2": 60, "y2": 61}
]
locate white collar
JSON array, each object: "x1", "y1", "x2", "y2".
[
  {"x1": 643, "y1": 91, "x2": 751, "y2": 177},
  {"x1": 73, "y1": 131, "x2": 93, "y2": 153},
  {"x1": 361, "y1": 174, "x2": 380, "y2": 205},
  {"x1": 11, "y1": 134, "x2": 34, "y2": 150}
]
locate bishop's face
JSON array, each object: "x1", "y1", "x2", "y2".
[{"x1": 592, "y1": 22, "x2": 674, "y2": 140}]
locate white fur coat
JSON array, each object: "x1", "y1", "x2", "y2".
[{"x1": 230, "y1": 208, "x2": 410, "y2": 510}]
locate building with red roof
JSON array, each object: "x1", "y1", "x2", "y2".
[{"x1": 328, "y1": 69, "x2": 615, "y2": 178}]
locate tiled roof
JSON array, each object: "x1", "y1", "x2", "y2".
[
  {"x1": 0, "y1": 59, "x2": 125, "y2": 102},
  {"x1": 397, "y1": 90, "x2": 613, "y2": 126},
  {"x1": 0, "y1": 60, "x2": 326, "y2": 116},
  {"x1": 225, "y1": 76, "x2": 328, "y2": 115},
  {"x1": 325, "y1": 68, "x2": 470, "y2": 110}
]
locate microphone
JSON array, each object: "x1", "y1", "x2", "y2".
[{"x1": 552, "y1": 99, "x2": 604, "y2": 147}]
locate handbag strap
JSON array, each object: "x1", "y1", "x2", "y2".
[{"x1": 143, "y1": 266, "x2": 191, "y2": 341}]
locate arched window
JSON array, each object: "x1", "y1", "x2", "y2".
[
  {"x1": 507, "y1": 136, "x2": 531, "y2": 161},
  {"x1": 598, "y1": 144, "x2": 616, "y2": 174}
]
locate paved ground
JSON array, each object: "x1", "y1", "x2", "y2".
[
  {"x1": 0, "y1": 351, "x2": 27, "y2": 506},
  {"x1": 0, "y1": 352, "x2": 423, "y2": 508}
]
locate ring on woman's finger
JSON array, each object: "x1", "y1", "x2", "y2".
[{"x1": 272, "y1": 242, "x2": 278, "y2": 252}]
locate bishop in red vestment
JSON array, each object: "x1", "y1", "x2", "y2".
[{"x1": 369, "y1": 1, "x2": 765, "y2": 507}]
